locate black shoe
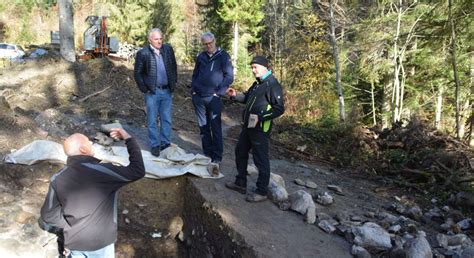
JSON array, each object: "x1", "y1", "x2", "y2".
[
  {"x1": 246, "y1": 192, "x2": 267, "y2": 202},
  {"x1": 160, "y1": 144, "x2": 171, "y2": 151},
  {"x1": 225, "y1": 182, "x2": 247, "y2": 194},
  {"x1": 151, "y1": 147, "x2": 160, "y2": 157}
]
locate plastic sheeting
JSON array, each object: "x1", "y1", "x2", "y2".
[{"x1": 3, "y1": 140, "x2": 222, "y2": 179}]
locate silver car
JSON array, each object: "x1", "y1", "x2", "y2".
[{"x1": 0, "y1": 43, "x2": 25, "y2": 59}]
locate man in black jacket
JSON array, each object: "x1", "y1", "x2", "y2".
[
  {"x1": 39, "y1": 128, "x2": 145, "y2": 257},
  {"x1": 191, "y1": 32, "x2": 234, "y2": 164},
  {"x1": 134, "y1": 28, "x2": 177, "y2": 157},
  {"x1": 225, "y1": 56, "x2": 285, "y2": 202}
]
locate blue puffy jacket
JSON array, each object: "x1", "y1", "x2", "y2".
[{"x1": 191, "y1": 49, "x2": 234, "y2": 97}]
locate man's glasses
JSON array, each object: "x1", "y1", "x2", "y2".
[{"x1": 202, "y1": 40, "x2": 214, "y2": 46}]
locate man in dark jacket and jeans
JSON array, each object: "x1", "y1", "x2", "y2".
[
  {"x1": 191, "y1": 32, "x2": 234, "y2": 164},
  {"x1": 225, "y1": 56, "x2": 284, "y2": 202},
  {"x1": 134, "y1": 28, "x2": 177, "y2": 157},
  {"x1": 39, "y1": 128, "x2": 145, "y2": 257}
]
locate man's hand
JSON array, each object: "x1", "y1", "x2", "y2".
[
  {"x1": 110, "y1": 128, "x2": 131, "y2": 140},
  {"x1": 226, "y1": 88, "x2": 237, "y2": 97}
]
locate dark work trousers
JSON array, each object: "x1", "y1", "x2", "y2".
[
  {"x1": 192, "y1": 94, "x2": 223, "y2": 162},
  {"x1": 234, "y1": 128, "x2": 270, "y2": 195}
]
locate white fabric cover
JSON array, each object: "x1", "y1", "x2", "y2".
[{"x1": 4, "y1": 140, "x2": 222, "y2": 179}]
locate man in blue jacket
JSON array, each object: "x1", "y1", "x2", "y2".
[
  {"x1": 191, "y1": 32, "x2": 234, "y2": 164},
  {"x1": 134, "y1": 28, "x2": 177, "y2": 157}
]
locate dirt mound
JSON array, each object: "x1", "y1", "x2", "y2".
[{"x1": 357, "y1": 119, "x2": 473, "y2": 192}]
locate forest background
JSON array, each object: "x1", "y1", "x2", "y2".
[{"x1": 0, "y1": 0, "x2": 472, "y2": 191}]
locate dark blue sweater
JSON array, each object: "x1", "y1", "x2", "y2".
[{"x1": 191, "y1": 49, "x2": 234, "y2": 96}]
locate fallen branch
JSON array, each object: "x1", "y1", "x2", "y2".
[
  {"x1": 78, "y1": 85, "x2": 113, "y2": 102},
  {"x1": 456, "y1": 177, "x2": 474, "y2": 184},
  {"x1": 435, "y1": 159, "x2": 454, "y2": 174}
]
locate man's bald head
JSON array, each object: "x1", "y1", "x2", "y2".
[{"x1": 64, "y1": 133, "x2": 94, "y2": 156}]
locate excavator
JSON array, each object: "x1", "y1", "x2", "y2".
[{"x1": 81, "y1": 16, "x2": 119, "y2": 60}]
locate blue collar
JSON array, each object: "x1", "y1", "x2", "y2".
[{"x1": 259, "y1": 70, "x2": 272, "y2": 80}]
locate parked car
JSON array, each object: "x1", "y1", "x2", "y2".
[{"x1": 0, "y1": 43, "x2": 25, "y2": 59}]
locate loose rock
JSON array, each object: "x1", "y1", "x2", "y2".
[
  {"x1": 305, "y1": 180, "x2": 318, "y2": 189},
  {"x1": 461, "y1": 246, "x2": 474, "y2": 258},
  {"x1": 447, "y1": 234, "x2": 470, "y2": 247},
  {"x1": 351, "y1": 245, "x2": 371, "y2": 258},
  {"x1": 318, "y1": 220, "x2": 336, "y2": 234},
  {"x1": 389, "y1": 224, "x2": 401, "y2": 233},
  {"x1": 289, "y1": 190, "x2": 316, "y2": 224},
  {"x1": 457, "y1": 219, "x2": 472, "y2": 230},
  {"x1": 406, "y1": 205, "x2": 423, "y2": 221},
  {"x1": 404, "y1": 234, "x2": 432, "y2": 258},
  {"x1": 247, "y1": 164, "x2": 258, "y2": 175},
  {"x1": 428, "y1": 233, "x2": 448, "y2": 248},
  {"x1": 327, "y1": 184, "x2": 343, "y2": 195},
  {"x1": 316, "y1": 192, "x2": 334, "y2": 206},
  {"x1": 294, "y1": 178, "x2": 305, "y2": 186},
  {"x1": 268, "y1": 173, "x2": 288, "y2": 203},
  {"x1": 352, "y1": 222, "x2": 392, "y2": 250}
]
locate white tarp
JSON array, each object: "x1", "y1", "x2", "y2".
[{"x1": 3, "y1": 140, "x2": 222, "y2": 179}]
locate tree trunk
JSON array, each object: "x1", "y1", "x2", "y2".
[
  {"x1": 329, "y1": 0, "x2": 345, "y2": 122},
  {"x1": 460, "y1": 99, "x2": 470, "y2": 138},
  {"x1": 371, "y1": 81, "x2": 377, "y2": 126},
  {"x1": 232, "y1": 21, "x2": 239, "y2": 76},
  {"x1": 392, "y1": 0, "x2": 402, "y2": 124},
  {"x1": 59, "y1": 0, "x2": 76, "y2": 62},
  {"x1": 435, "y1": 83, "x2": 443, "y2": 130},
  {"x1": 470, "y1": 54, "x2": 474, "y2": 146},
  {"x1": 449, "y1": 0, "x2": 462, "y2": 139},
  {"x1": 382, "y1": 74, "x2": 392, "y2": 128}
]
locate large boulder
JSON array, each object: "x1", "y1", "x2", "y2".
[{"x1": 289, "y1": 190, "x2": 316, "y2": 224}]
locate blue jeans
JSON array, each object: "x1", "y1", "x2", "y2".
[
  {"x1": 70, "y1": 243, "x2": 114, "y2": 258},
  {"x1": 192, "y1": 94, "x2": 223, "y2": 162},
  {"x1": 145, "y1": 89, "x2": 172, "y2": 148}
]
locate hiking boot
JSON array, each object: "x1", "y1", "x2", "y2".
[
  {"x1": 245, "y1": 192, "x2": 267, "y2": 202},
  {"x1": 225, "y1": 182, "x2": 247, "y2": 194},
  {"x1": 160, "y1": 143, "x2": 171, "y2": 151},
  {"x1": 151, "y1": 147, "x2": 160, "y2": 157}
]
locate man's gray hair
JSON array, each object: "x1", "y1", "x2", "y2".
[
  {"x1": 201, "y1": 32, "x2": 215, "y2": 41},
  {"x1": 148, "y1": 28, "x2": 163, "y2": 38}
]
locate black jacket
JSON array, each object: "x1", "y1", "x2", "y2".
[
  {"x1": 241, "y1": 73, "x2": 285, "y2": 133},
  {"x1": 134, "y1": 44, "x2": 177, "y2": 93},
  {"x1": 39, "y1": 138, "x2": 145, "y2": 251}
]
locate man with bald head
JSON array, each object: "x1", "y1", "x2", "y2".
[
  {"x1": 134, "y1": 28, "x2": 177, "y2": 157},
  {"x1": 39, "y1": 128, "x2": 145, "y2": 257}
]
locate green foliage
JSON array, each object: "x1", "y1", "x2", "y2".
[
  {"x1": 14, "y1": 0, "x2": 56, "y2": 11},
  {"x1": 216, "y1": 0, "x2": 265, "y2": 44},
  {"x1": 16, "y1": 15, "x2": 36, "y2": 45},
  {"x1": 149, "y1": 0, "x2": 176, "y2": 38},
  {"x1": 283, "y1": 11, "x2": 333, "y2": 120},
  {"x1": 107, "y1": 2, "x2": 152, "y2": 45}
]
